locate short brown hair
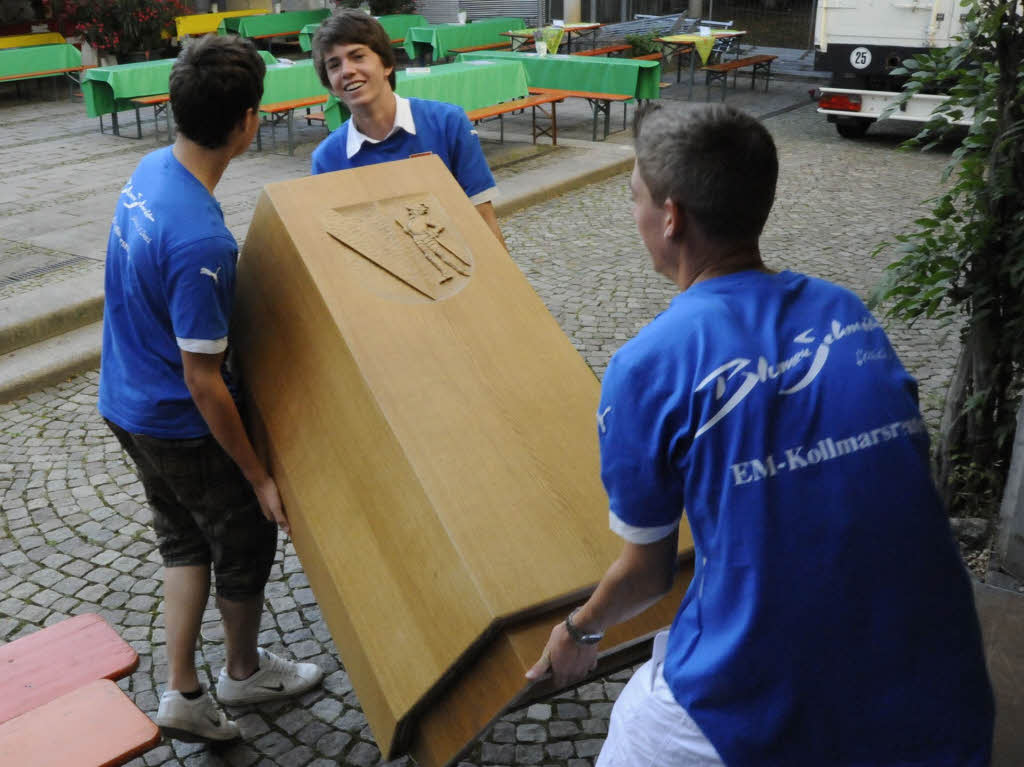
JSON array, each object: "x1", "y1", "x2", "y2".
[
  {"x1": 633, "y1": 102, "x2": 778, "y2": 242},
  {"x1": 312, "y1": 10, "x2": 397, "y2": 91},
  {"x1": 170, "y1": 35, "x2": 265, "y2": 150}
]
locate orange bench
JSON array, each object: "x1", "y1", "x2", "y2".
[
  {"x1": 448, "y1": 41, "x2": 513, "y2": 57},
  {"x1": 257, "y1": 93, "x2": 330, "y2": 155},
  {"x1": 632, "y1": 51, "x2": 663, "y2": 61},
  {"x1": 571, "y1": 44, "x2": 631, "y2": 57},
  {"x1": 529, "y1": 86, "x2": 634, "y2": 141},
  {"x1": 129, "y1": 94, "x2": 172, "y2": 141},
  {"x1": 465, "y1": 91, "x2": 565, "y2": 144},
  {"x1": 702, "y1": 54, "x2": 777, "y2": 101},
  {"x1": 0, "y1": 613, "x2": 139, "y2": 725},
  {"x1": 0, "y1": 64, "x2": 94, "y2": 99},
  {"x1": 0, "y1": 679, "x2": 159, "y2": 767}
]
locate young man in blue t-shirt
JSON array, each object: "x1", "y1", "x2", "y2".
[
  {"x1": 309, "y1": 10, "x2": 505, "y2": 247},
  {"x1": 98, "y1": 36, "x2": 322, "y2": 743},
  {"x1": 526, "y1": 104, "x2": 994, "y2": 765}
]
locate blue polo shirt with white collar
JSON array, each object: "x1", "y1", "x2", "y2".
[{"x1": 311, "y1": 95, "x2": 496, "y2": 204}]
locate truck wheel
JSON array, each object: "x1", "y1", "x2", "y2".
[{"x1": 835, "y1": 118, "x2": 872, "y2": 139}]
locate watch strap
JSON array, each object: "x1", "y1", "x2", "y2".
[{"x1": 565, "y1": 607, "x2": 604, "y2": 645}]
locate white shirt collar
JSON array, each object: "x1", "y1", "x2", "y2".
[{"x1": 345, "y1": 93, "x2": 417, "y2": 159}]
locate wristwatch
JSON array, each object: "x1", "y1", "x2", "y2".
[{"x1": 565, "y1": 607, "x2": 604, "y2": 645}]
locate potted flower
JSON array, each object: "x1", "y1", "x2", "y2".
[{"x1": 52, "y1": 0, "x2": 190, "y2": 62}]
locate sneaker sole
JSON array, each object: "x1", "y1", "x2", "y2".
[
  {"x1": 217, "y1": 675, "x2": 323, "y2": 706},
  {"x1": 158, "y1": 724, "x2": 242, "y2": 743}
]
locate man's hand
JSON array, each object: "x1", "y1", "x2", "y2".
[
  {"x1": 252, "y1": 474, "x2": 289, "y2": 535},
  {"x1": 525, "y1": 620, "x2": 599, "y2": 689}
]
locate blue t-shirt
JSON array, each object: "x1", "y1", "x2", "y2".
[
  {"x1": 310, "y1": 97, "x2": 495, "y2": 200},
  {"x1": 98, "y1": 147, "x2": 238, "y2": 439},
  {"x1": 599, "y1": 270, "x2": 993, "y2": 765}
]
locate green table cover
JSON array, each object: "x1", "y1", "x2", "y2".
[
  {"x1": 260, "y1": 59, "x2": 330, "y2": 107},
  {"x1": 0, "y1": 43, "x2": 81, "y2": 81},
  {"x1": 82, "y1": 51, "x2": 276, "y2": 118},
  {"x1": 218, "y1": 9, "x2": 329, "y2": 38},
  {"x1": 403, "y1": 17, "x2": 524, "y2": 62},
  {"x1": 324, "y1": 59, "x2": 528, "y2": 131},
  {"x1": 456, "y1": 51, "x2": 661, "y2": 100},
  {"x1": 299, "y1": 13, "x2": 427, "y2": 52}
]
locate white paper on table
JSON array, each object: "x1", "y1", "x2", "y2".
[
  {"x1": 553, "y1": 19, "x2": 564, "y2": 26},
  {"x1": 699, "y1": 26, "x2": 711, "y2": 36},
  {"x1": 535, "y1": 41, "x2": 548, "y2": 56}
]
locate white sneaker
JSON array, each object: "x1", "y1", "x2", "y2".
[
  {"x1": 154, "y1": 688, "x2": 241, "y2": 743},
  {"x1": 216, "y1": 647, "x2": 324, "y2": 705}
]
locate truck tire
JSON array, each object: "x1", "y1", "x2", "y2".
[{"x1": 835, "y1": 117, "x2": 873, "y2": 139}]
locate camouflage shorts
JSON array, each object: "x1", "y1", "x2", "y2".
[{"x1": 105, "y1": 419, "x2": 277, "y2": 601}]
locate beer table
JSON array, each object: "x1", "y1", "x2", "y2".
[
  {"x1": 323, "y1": 58, "x2": 529, "y2": 130},
  {"x1": 456, "y1": 50, "x2": 661, "y2": 100},
  {"x1": 500, "y1": 22, "x2": 604, "y2": 53},
  {"x1": 174, "y1": 9, "x2": 268, "y2": 38},
  {"x1": 0, "y1": 31, "x2": 65, "y2": 49},
  {"x1": 402, "y1": 17, "x2": 525, "y2": 64},
  {"x1": 0, "y1": 43, "x2": 88, "y2": 99},
  {"x1": 656, "y1": 30, "x2": 746, "y2": 98},
  {"x1": 300, "y1": 13, "x2": 427, "y2": 52},
  {"x1": 217, "y1": 8, "x2": 330, "y2": 53},
  {"x1": 81, "y1": 51, "x2": 277, "y2": 135}
]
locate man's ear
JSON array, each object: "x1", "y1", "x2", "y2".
[{"x1": 663, "y1": 197, "x2": 684, "y2": 241}]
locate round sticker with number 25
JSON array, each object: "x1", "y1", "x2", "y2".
[{"x1": 850, "y1": 46, "x2": 872, "y2": 69}]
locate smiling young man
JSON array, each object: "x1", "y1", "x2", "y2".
[
  {"x1": 310, "y1": 10, "x2": 505, "y2": 245},
  {"x1": 526, "y1": 103, "x2": 994, "y2": 766},
  {"x1": 98, "y1": 35, "x2": 322, "y2": 744}
]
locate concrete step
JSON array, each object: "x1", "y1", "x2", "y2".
[
  {"x1": 0, "y1": 270, "x2": 104, "y2": 355},
  {"x1": 0, "y1": 321, "x2": 102, "y2": 404}
]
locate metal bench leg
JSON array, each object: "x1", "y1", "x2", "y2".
[
  {"x1": 112, "y1": 110, "x2": 120, "y2": 137},
  {"x1": 604, "y1": 99, "x2": 611, "y2": 140},
  {"x1": 288, "y1": 109, "x2": 294, "y2": 156},
  {"x1": 135, "y1": 106, "x2": 143, "y2": 139}
]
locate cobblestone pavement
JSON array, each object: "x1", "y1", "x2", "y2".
[{"x1": 0, "y1": 101, "x2": 959, "y2": 767}]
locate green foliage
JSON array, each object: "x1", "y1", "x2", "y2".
[
  {"x1": 872, "y1": 0, "x2": 1024, "y2": 514},
  {"x1": 625, "y1": 33, "x2": 663, "y2": 55}
]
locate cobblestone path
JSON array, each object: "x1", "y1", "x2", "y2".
[{"x1": 0, "y1": 103, "x2": 956, "y2": 767}]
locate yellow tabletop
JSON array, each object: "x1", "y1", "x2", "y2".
[
  {"x1": 0, "y1": 32, "x2": 65, "y2": 50},
  {"x1": 175, "y1": 9, "x2": 269, "y2": 37},
  {"x1": 659, "y1": 30, "x2": 746, "y2": 63}
]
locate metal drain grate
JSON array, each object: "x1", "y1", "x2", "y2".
[{"x1": 0, "y1": 255, "x2": 95, "y2": 289}]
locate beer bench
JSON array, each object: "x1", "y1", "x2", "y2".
[
  {"x1": 129, "y1": 94, "x2": 172, "y2": 142},
  {"x1": 702, "y1": 54, "x2": 777, "y2": 101},
  {"x1": 466, "y1": 91, "x2": 564, "y2": 144},
  {"x1": 0, "y1": 613, "x2": 158, "y2": 766},
  {"x1": 257, "y1": 93, "x2": 330, "y2": 155},
  {"x1": 571, "y1": 44, "x2": 631, "y2": 57},
  {"x1": 448, "y1": 41, "x2": 513, "y2": 56},
  {"x1": 0, "y1": 64, "x2": 94, "y2": 100},
  {"x1": 529, "y1": 86, "x2": 634, "y2": 141}
]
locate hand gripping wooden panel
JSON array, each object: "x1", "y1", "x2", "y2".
[{"x1": 233, "y1": 155, "x2": 694, "y2": 766}]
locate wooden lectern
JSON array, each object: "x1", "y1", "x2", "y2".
[{"x1": 233, "y1": 155, "x2": 694, "y2": 767}]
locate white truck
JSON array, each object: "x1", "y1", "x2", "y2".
[{"x1": 814, "y1": 0, "x2": 972, "y2": 137}]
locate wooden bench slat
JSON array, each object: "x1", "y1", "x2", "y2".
[
  {"x1": 260, "y1": 94, "x2": 329, "y2": 114},
  {"x1": 631, "y1": 52, "x2": 663, "y2": 60},
  {"x1": 448, "y1": 41, "x2": 512, "y2": 54},
  {"x1": 0, "y1": 679, "x2": 159, "y2": 767},
  {"x1": 130, "y1": 94, "x2": 169, "y2": 106},
  {"x1": 571, "y1": 44, "x2": 631, "y2": 57},
  {"x1": 702, "y1": 54, "x2": 777, "y2": 73},
  {"x1": 0, "y1": 613, "x2": 139, "y2": 725},
  {"x1": 0, "y1": 65, "x2": 92, "y2": 83},
  {"x1": 465, "y1": 92, "x2": 564, "y2": 122},
  {"x1": 529, "y1": 86, "x2": 632, "y2": 103}
]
